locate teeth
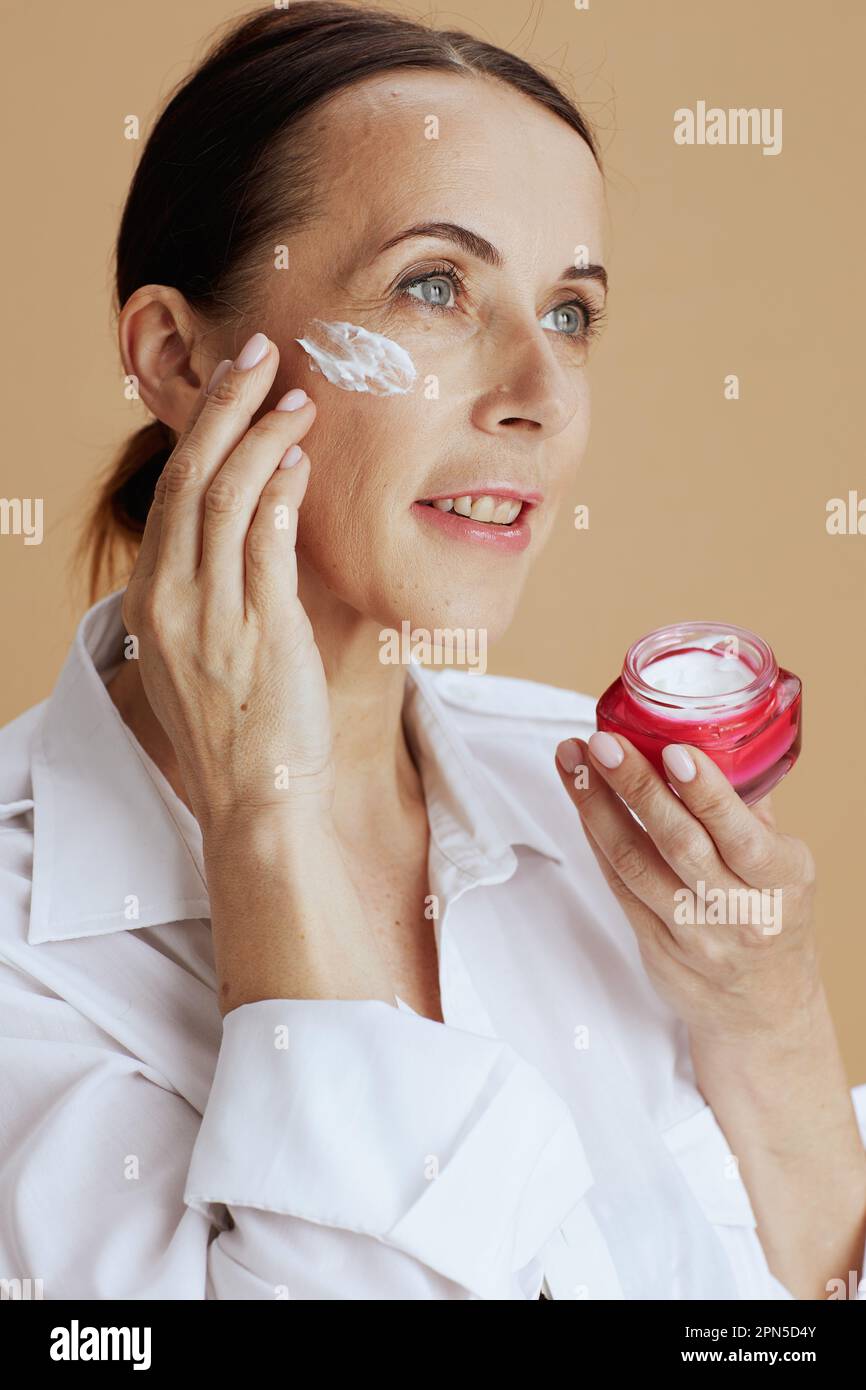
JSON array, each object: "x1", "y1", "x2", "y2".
[
  {"x1": 425, "y1": 494, "x2": 524, "y2": 525},
  {"x1": 495, "y1": 499, "x2": 522, "y2": 524},
  {"x1": 470, "y1": 496, "x2": 496, "y2": 522}
]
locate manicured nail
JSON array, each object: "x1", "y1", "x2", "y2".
[
  {"x1": 662, "y1": 744, "x2": 696, "y2": 782},
  {"x1": 279, "y1": 444, "x2": 303, "y2": 469},
  {"x1": 275, "y1": 387, "x2": 309, "y2": 412},
  {"x1": 234, "y1": 332, "x2": 269, "y2": 371},
  {"x1": 588, "y1": 731, "x2": 624, "y2": 769},
  {"x1": 206, "y1": 359, "x2": 232, "y2": 395},
  {"x1": 556, "y1": 739, "x2": 581, "y2": 774}
]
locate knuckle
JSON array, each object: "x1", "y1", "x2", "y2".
[
  {"x1": 608, "y1": 872, "x2": 644, "y2": 912},
  {"x1": 204, "y1": 478, "x2": 245, "y2": 516},
  {"x1": 137, "y1": 587, "x2": 161, "y2": 636},
  {"x1": 139, "y1": 581, "x2": 176, "y2": 641},
  {"x1": 699, "y1": 934, "x2": 735, "y2": 976},
  {"x1": 666, "y1": 823, "x2": 711, "y2": 872},
  {"x1": 627, "y1": 769, "x2": 660, "y2": 806},
  {"x1": 646, "y1": 913, "x2": 678, "y2": 962},
  {"x1": 609, "y1": 839, "x2": 651, "y2": 888},
  {"x1": 698, "y1": 787, "x2": 733, "y2": 822},
  {"x1": 246, "y1": 526, "x2": 274, "y2": 563},
  {"x1": 733, "y1": 830, "x2": 775, "y2": 878},
  {"x1": 579, "y1": 767, "x2": 607, "y2": 803},
  {"x1": 162, "y1": 449, "x2": 204, "y2": 492},
  {"x1": 205, "y1": 378, "x2": 244, "y2": 413}
]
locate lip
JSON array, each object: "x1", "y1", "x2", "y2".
[{"x1": 412, "y1": 498, "x2": 534, "y2": 553}]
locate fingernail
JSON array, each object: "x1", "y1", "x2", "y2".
[
  {"x1": 662, "y1": 745, "x2": 696, "y2": 782},
  {"x1": 206, "y1": 359, "x2": 232, "y2": 395},
  {"x1": 275, "y1": 387, "x2": 309, "y2": 412},
  {"x1": 279, "y1": 444, "x2": 303, "y2": 469},
  {"x1": 556, "y1": 739, "x2": 581, "y2": 774},
  {"x1": 234, "y1": 332, "x2": 269, "y2": 371},
  {"x1": 588, "y1": 731, "x2": 624, "y2": 769}
]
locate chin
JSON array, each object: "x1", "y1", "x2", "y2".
[{"x1": 379, "y1": 592, "x2": 519, "y2": 648}]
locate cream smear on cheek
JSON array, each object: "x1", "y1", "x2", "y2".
[{"x1": 294, "y1": 319, "x2": 416, "y2": 396}]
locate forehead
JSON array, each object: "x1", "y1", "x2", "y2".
[{"x1": 306, "y1": 69, "x2": 606, "y2": 271}]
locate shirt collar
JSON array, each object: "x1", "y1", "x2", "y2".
[
  {"x1": 25, "y1": 589, "x2": 561, "y2": 945},
  {"x1": 403, "y1": 662, "x2": 564, "y2": 876}
]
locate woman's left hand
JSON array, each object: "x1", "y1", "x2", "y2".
[{"x1": 555, "y1": 732, "x2": 822, "y2": 1045}]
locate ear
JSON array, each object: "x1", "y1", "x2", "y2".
[{"x1": 118, "y1": 285, "x2": 214, "y2": 432}]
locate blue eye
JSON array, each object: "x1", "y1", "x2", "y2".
[
  {"x1": 541, "y1": 303, "x2": 586, "y2": 336},
  {"x1": 403, "y1": 273, "x2": 458, "y2": 309},
  {"x1": 395, "y1": 263, "x2": 606, "y2": 345}
]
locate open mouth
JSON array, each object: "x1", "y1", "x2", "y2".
[{"x1": 416, "y1": 494, "x2": 528, "y2": 526}]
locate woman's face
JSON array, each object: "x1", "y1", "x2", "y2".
[{"x1": 256, "y1": 70, "x2": 607, "y2": 642}]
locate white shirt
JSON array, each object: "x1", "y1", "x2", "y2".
[{"x1": 1, "y1": 588, "x2": 863, "y2": 1301}]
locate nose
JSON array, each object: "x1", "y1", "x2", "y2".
[{"x1": 469, "y1": 314, "x2": 581, "y2": 440}]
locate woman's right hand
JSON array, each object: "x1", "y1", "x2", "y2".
[{"x1": 121, "y1": 331, "x2": 334, "y2": 841}]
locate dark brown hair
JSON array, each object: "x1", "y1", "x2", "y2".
[{"x1": 78, "y1": 0, "x2": 601, "y2": 602}]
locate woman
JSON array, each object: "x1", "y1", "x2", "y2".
[{"x1": 1, "y1": 2, "x2": 864, "y2": 1301}]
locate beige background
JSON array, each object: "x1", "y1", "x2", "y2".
[{"x1": 2, "y1": 0, "x2": 864, "y2": 1075}]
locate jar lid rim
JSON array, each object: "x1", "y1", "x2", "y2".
[{"x1": 622, "y1": 621, "x2": 778, "y2": 711}]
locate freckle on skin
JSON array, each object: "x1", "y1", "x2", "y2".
[{"x1": 240, "y1": 702, "x2": 247, "y2": 711}]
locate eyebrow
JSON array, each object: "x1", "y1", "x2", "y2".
[{"x1": 375, "y1": 220, "x2": 608, "y2": 294}]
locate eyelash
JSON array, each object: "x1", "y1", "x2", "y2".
[{"x1": 392, "y1": 260, "x2": 607, "y2": 345}]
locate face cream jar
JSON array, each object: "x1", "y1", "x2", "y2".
[{"x1": 595, "y1": 621, "x2": 802, "y2": 804}]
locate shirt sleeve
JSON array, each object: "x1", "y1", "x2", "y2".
[
  {"x1": 663, "y1": 1084, "x2": 866, "y2": 1301},
  {"x1": 182, "y1": 997, "x2": 594, "y2": 1299},
  {"x1": 0, "y1": 930, "x2": 591, "y2": 1299}
]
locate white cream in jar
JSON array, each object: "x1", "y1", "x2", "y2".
[{"x1": 643, "y1": 648, "x2": 756, "y2": 702}]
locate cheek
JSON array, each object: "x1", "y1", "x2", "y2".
[
  {"x1": 578, "y1": 379, "x2": 591, "y2": 446},
  {"x1": 578, "y1": 380, "x2": 592, "y2": 444},
  {"x1": 294, "y1": 318, "x2": 417, "y2": 397},
  {"x1": 295, "y1": 392, "x2": 424, "y2": 586}
]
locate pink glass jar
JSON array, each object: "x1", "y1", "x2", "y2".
[{"x1": 595, "y1": 621, "x2": 802, "y2": 804}]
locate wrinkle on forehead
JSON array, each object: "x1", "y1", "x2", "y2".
[{"x1": 306, "y1": 70, "x2": 606, "y2": 274}]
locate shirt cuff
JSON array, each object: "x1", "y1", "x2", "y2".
[{"x1": 183, "y1": 998, "x2": 594, "y2": 1300}]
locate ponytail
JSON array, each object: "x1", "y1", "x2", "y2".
[{"x1": 76, "y1": 419, "x2": 175, "y2": 604}]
